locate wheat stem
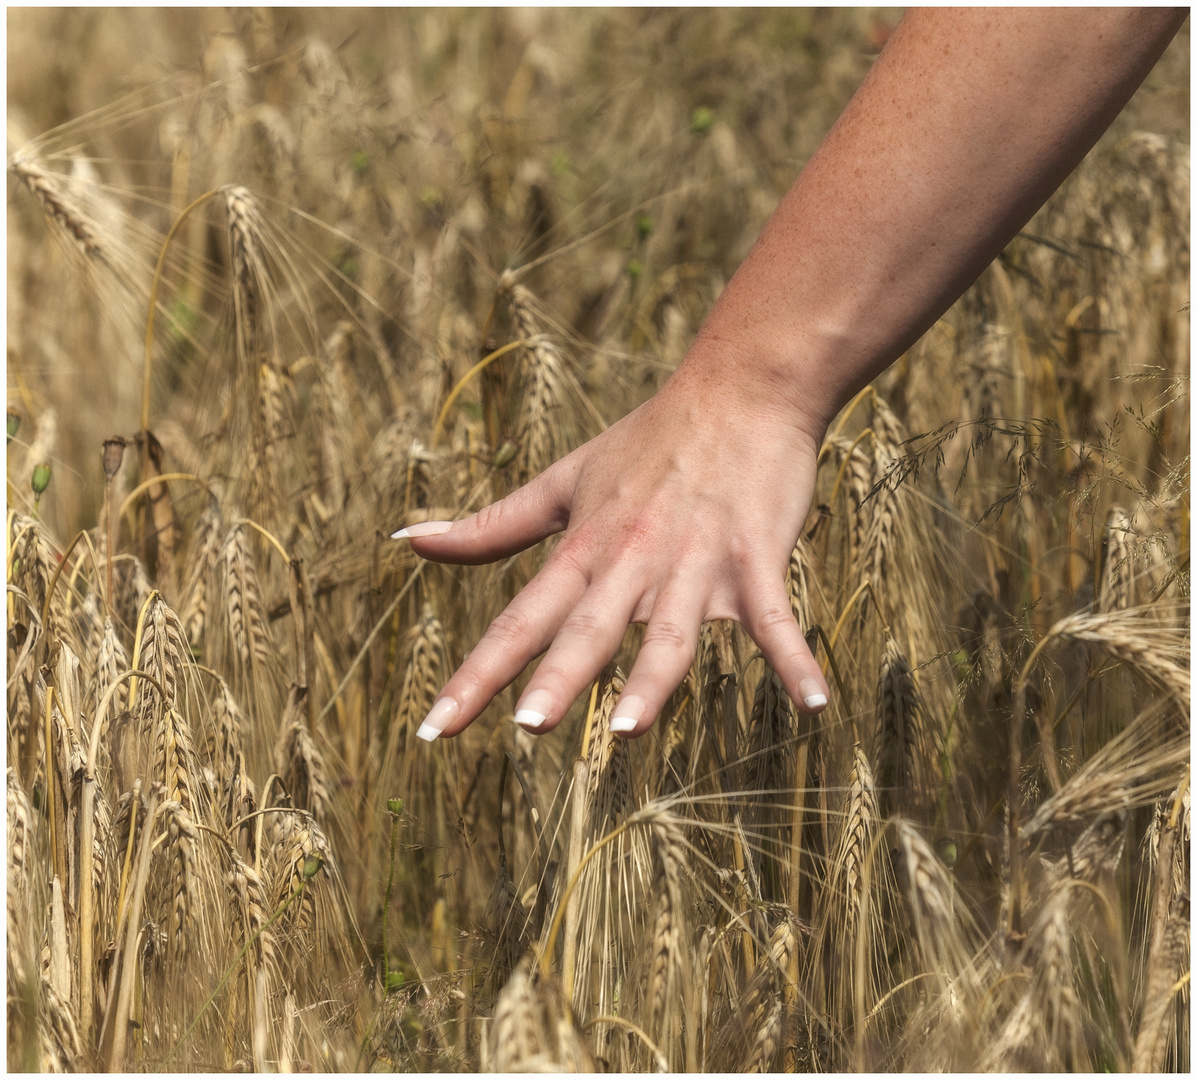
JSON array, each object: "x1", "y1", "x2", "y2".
[
  {"x1": 163, "y1": 874, "x2": 315, "y2": 1067},
  {"x1": 233, "y1": 516, "x2": 292, "y2": 565},
  {"x1": 822, "y1": 385, "x2": 877, "y2": 458},
  {"x1": 44, "y1": 686, "x2": 59, "y2": 885},
  {"x1": 381, "y1": 802, "x2": 401, "y2": 989},
  {"x1": 562, "y1": 758, "x2": 589, "y2": 1003},
  {"x1": 431, "y1": 339, "x2": 531, "y2": 449},
  {"x1": 541, "y1": 818, "x2": 635, "y2": 981},
  {"x1": 813, "y1": 623, "x2": 853, "y2": 722},
  {"x1": 102, "y1": 786, "x2": 161, "y2": 1070},
  {"x1": 35, "y1": 528, "x2": 87, "y2": 664},
  {"x1": 79, "y1": 668, "x2": 163, "y2": 1050},
  {"x1": 853, "y1": 828, "x2": 890, "y2": 1070},
  {"x1": 828, "y1": 578, "x2": 891, "y2": 652},
  {"x1": 116, "y1": 473, "x2": 209, "y2": 530},
  {"x1": 584, "y1": 1015, "x2": 669, "y2": 1072},
  {"x1": 316, "y1": 561, "x2": 425, "y2": 725},
  {"x1": 143, "y1": 188, "x2": 220, "y2": 432}
]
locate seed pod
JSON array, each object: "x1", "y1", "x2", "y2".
[
  {"x1": 101, "y1": 437, "x2": 127, "y2": 481},
  {"x1": 7, "y1": 409, "x2": 20, "y2": 443},
  {"x1": 493, "y1": 439, "x2": 519, "y2": 468},
  {"x1": 31, "y1": 463, "x2": 52, "y2": 495},
  {"x1": 302, "y1": 851, "x2": 325, "y2": 881}
]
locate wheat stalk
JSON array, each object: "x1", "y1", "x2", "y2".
[
  {"x1": 833, "y1": 744, "x2": 878, "y2": 937},
  {"x1": 490, "y1": 959, "x2": 548, "y2": 1070},
  {"x1": 1098, "y1": 506, "x2": 1135, "y2": 613},
  {"x1": 136, "y1": 595, "x2": 186, "y2": 733},
  {"x1": 11, "y1": 157, "x2": 107, "y2": 262},
  {"x1": 180, "y1": 499, "x2": 223, "y2": 645},
  {"x1": 221, "y1": 523, "x2": 274, "y2": 674},
  {"x1": 501, "y1": 280, "x2": 571, "y2": 485},
  {"x1": 275, "y1": 685, "x2": 328, "y2": 823},
  {"x1": 648, "y1": 820, "x2": 686, "y2": 1059},
  {"x1": 873, "y1": 636, "x2": 923, "y2": 817},
  {"x1": 1022, "y1": 610, "x2": 1189, "y2": 709},
  {"x1": 224, "y1": 186, "x2": 269, "y2": 363}
]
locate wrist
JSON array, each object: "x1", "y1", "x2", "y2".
[
  {"x1": 661, "y1": 331, "x2": 829, "y2": 465},
  {"x1": 670, "y1": 300, "x2": 873, "y2": 451}
]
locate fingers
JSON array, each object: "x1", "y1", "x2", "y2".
[
  {"x1": 741, "y1": 576, "x2": 829, "y2": 713},
  {"x1": 512, "y1": 583, "x2": 641, "y2": 733},
  {"x1": 607, "y1": 583, "x2": 706, "y2": 739},
  {"x1": 417, "y1": 566, "x2": 829, "y2": 743},
  {"x1": 416, "y1": 553, "x2": 588, "y2": 740},
  {"x1": 394, "y1": 462, "x2": 572, "y2": 565}
]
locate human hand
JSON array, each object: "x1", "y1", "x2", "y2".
[{"x1": 394, "y1": 361, "x2": 831, "y2": 741}]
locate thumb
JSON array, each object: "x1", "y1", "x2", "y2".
[{"x1": 393, "y1": 462, "x2": 573, "y2": 565}]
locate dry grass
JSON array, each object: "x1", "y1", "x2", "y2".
[{"x1": 7, "y1": 8, "x2": 1189, "y2": 1073}]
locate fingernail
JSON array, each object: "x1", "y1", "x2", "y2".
[
  {"x1": 799, "y1": 678, "x2": 828, "y2": 711},
  {"x1": 392, "y1": 520, "x2": 453, "y2": 540},
  {"x1": 416, "y1": 697, "x2": 459, "y2": 741},
  {"x1": 514, "y1": 688, "x2": 554, "y2": 730},
  {"x1": 609, "y1": 694, "x2": 645, "y2": 734}
]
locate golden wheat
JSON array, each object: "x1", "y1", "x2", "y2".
[{"x1": 6, "y1": 9, "x2": 1187, "y2": 1073}]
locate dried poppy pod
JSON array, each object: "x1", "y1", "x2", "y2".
[{"x1": 102, "y1": 436, "x2": 127, "y2": 481}]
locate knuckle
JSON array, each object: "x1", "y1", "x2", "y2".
[
  {"x1": 753, "y1": 603, "x2": 797, "y2": 637},
  {"x1": 642, "y1": 619, "x2": 690, "y2": 653},
  {"x1": 728, "y1": 533, "x2": 758, "y2": 571},
  {"x1": 559, "y1": 609, "x2": 604, "y2": 639},
  {"x1": 445, "y1": 666, "x2": 492, "y2": 712},
  {"x1": 547, "y1": 533, "x2": 592, "y2": 582},
  {"x1": 531, "y1": 664, "x2": 570, "y2": 692},
  {"x1": 472, "y1": 499, "x2": 509, "y2": 535},
  {"x1": 618, "y1": 514, "x2": 659, "y2": 557},
  {"x1": 485, "y1": 606, "x2": 535, "y2": 649}
]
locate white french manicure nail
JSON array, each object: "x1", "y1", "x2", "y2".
[
  {"x1": 610, "y1": 694, "x2": 645, "y2": 734},
  {"x1": 799, "y1": 678, "x2": 828, "y2": 711},
  {"x1": 514, "y1": 689, "x2": 554, "y2": 730},
  {"x1": 416, "y1": 697, "x2": 459, "y2": 741},
  {"x1": 392, "y1": 520, "x2": 453, "y2": 540}
]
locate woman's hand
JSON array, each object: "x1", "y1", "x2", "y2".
[
  {"x1": 396, "y1": 5, "x2": 1186, "y2": 743},
  {"x1": 397, "y1": 361, "x2": 830, "y2": 741}
]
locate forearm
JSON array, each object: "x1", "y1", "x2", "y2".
[
  {"x1": 676, "y1": 6, "x2": 1187, "y2": 438},
  {"x1": 406, "y1": 7, "x2": 1184, "y2": 741}
]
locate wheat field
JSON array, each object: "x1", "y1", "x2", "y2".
[{"x1": 6, "y1": 8, "x2": 1189, "y2": 1072}]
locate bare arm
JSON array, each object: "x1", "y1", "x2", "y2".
[
  {"x1": 682, "y1": 7, "x2": 1188, "y2": 438},
  {"x1": 402, "y1": 7, "x2": 1187, "y2": 741}
]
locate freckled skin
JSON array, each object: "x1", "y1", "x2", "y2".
[
  {"x1": 410, "y1": 7, "x2": 1187, "y2": 741},
  {"x1": 682, "y1": 8, "x2": 1187, "y2": 437}
]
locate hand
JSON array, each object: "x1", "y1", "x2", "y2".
[{"x1": 395, "y1": 361, "x2": 831, "y2": 741}]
